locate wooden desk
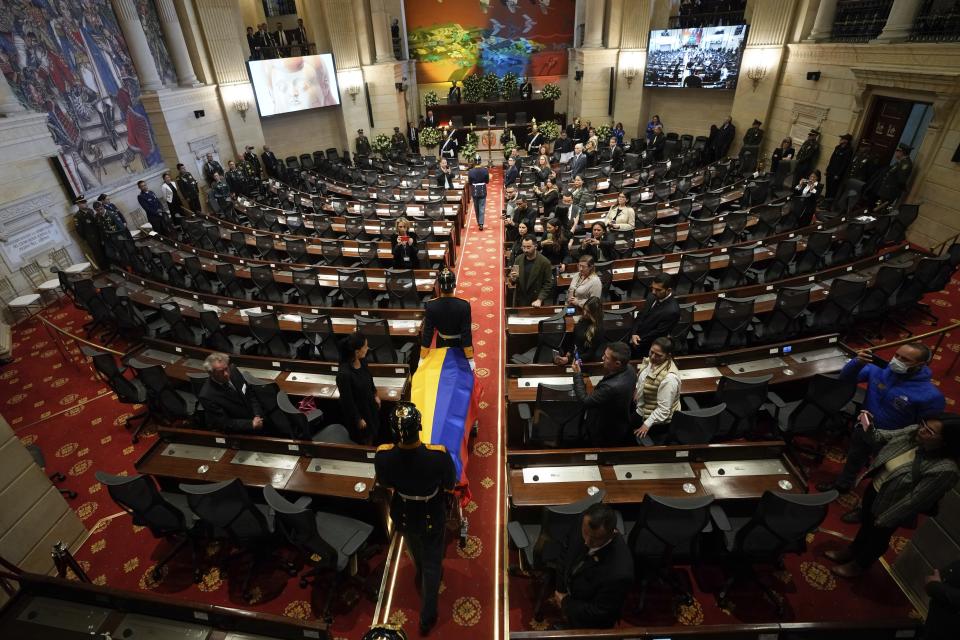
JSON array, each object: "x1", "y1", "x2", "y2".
[{"x1": 506, "y1": 441, "x2": 805, "y2": 507}]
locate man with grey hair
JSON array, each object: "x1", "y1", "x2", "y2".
[
  {"x1": 569, "y1": 142, "x2": 587, "y2": 178},
  {"x1": 197, "y1": 353, "x2": 265, "y2": 432}
]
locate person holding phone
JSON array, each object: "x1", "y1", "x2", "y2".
[
  {"x1": 392, "y1": 217, "x2": 419, "y2": 269},
  {"x1": 817, "y1": 343, "x2": 945, "y2": 507},
  {"x1": 824, "y1": 413, "x2": 960, "y2": 579},
  {"x1": 571, "y1": 341, "x2": 637, "y2": 447},
  {"x1": 574, "y1": 222, "x2": 614, "y2": 263},
  {"x1": 554, "y1": 296, "x2": 605, "y2": 366},
  {"x1": 509, "y1": 235, "x2": 554, "y2": 307}
]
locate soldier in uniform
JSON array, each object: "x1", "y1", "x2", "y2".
[
  {"x1": 224, "y1": 160, "x2": 246, "y2": 197},
  {"x1": 356, "y1": 129, "x2": 371, "y2": 156},
  {"x1": 209, "y1": 172, "x2": 234, "y2": 217},
  {"x1": 176, "y1": 163, "x2": 202, "y2": 214},
  {"x1": 825, "y1": 133, "x2": 855, "y2": 200},
  {"x1": 93, "y1": 200, "x2": 129, "y2": 266},
  {"x1": 793, "y1": 129, "x2": 821, "y2": 187},
  {"x1": 742, "y1": 118, "x2": 764, "y2": 146},
  {"x1": 137, "y1": 180, "x2": 169, "y2": 236},
  {"x1": 374, "y1": 403, "x2": 456, "y2": 636},
  {"x1": 448, "y1": 80, "x2": 461, "y2": 105},
  {"x1": 202, "y1": 152, "x2": 224, "y2": 186},
  {"x1": 871, "y1": 142, "x2": 914, "y2": 208},
  {"x1": 421, "y1": 269, "x2": 474, "y2": 366},
  {"x1": 72, "y1": 196, "x2": 106, "y2": 269},
  {"x1": 391, "y1": 126, "x2": 408, "y2": 156},
  {"x1": 849, "y1": 140, "x2": 881, "y2": 185},
  {"x1": 242, "y1": 145, "x2": 262, "y2": 178}
]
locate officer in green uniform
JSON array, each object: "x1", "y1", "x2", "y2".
[
  {"x1": 421, "y1": 268, "x2": 474, "y2": 366},
  {"x1": 793, "y1": 129, "x2": 821, "y2": 187},
  {"x1": 374, "y1": 403, "x2": 456, "y2": 636},
  {"x1": 224, "y1": 160, "x2": 245, "y2": 197},
  {"x1": 356, "y1": 129, "x2": 371, "y2": 156},
  {"x1": 872, "y1": 142, "x2": 914, "y2": 207},
  {"x1": 176, "y1": 163, "x2": 202, "y2": 213},
  {"x1": 209, "y1": 172, "x2": 233, "y2": 216},
  {"x1": 242, "y1": 145, "x2": 262, "y2": 178},
  {"x1": 742, "y1": 118, "x2": 764, "y2": 146},
  {"x1": 72, "y1": 195, "x2": 106, "y2": 269}
]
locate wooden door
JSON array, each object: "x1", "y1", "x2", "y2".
[{"x1": 863, "y1": 97, "x2": 912, "y2": 166}]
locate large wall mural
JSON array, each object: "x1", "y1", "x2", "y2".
[
  {"x1": 135, "y1": 0, "x2": 177, "y2": 87},
  {"x1": 0, "y1": 0, "x2": 163, "y2": 193},
  {"x1": 405, "y1": 0, "x2": 575, "y2": 83}
]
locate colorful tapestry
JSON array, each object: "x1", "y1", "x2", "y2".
[
  {"x1": 0, "y1": 0, "x2": 163, "y2": 192},
  {"x1": 405, "y1": 0, "x2": 574, "y2": 82},
  {"x1": 134, "y1": 0, "x2": 177, "y2": 87}
]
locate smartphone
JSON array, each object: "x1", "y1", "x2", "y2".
[
  {"x1": 574, "y1": 348, "x2": 582, "y2": 367},
  {"x1": 398, "y1": 235, "x2": 410, "y2": 243},
  {"x1": 565, "y1": 306, "x2": 576, "y2": 316},
  {"x1": 858, "y1": 412, "x2": 871, "y2": 430}
]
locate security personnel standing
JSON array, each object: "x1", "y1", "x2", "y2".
[
  {"x1": 421, "y1": 268, "x2": 474, "y2": 365},
  {"x1": 742, "y1": 118, "x2": 764, "y2": 146},
  {"x1": 825, "y1": 133, "x2": 854, "y2": 200},
  {"x1": 242, "y1": 145, "x2": 262, "y2": 178},
  {"x1": 72, "y1": 195, "x2": 106, "y2": 269},
  {"x1": 209, "y1": 172, "x2": 233, "y2": 216},
  {"x1": 872, "y1": 142, "x2": 914, "y2": 207},
  {"x1": 375, "y1": 403, "x2": 456, "y2": 636},
  {"x1": 793, "y1": 129, "x2": 821, "y2": 187},
  {"x1": 225, "y1": 160, "x2": 246, "y2": 197},
  {"x1": 356, "y1": 129, "x2": 371, "y2": 156},
  {"x1": 176, "y1": 163, "x2": 202, "y2": 213},
  {"x1": 849, "y1": 140, "x2": 881, "y2": 184},
  {"x1": 136, "y1": 180, "x2": 169, "y2": 236},
  {"x1": 391, "y1": 126, "x2": 408, "y2": 155},
  {"x1": 202, "y1": 152, "x2": 224, "y2": 186}
]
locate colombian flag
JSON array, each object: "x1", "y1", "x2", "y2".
[{"x1": 411, "y1": 347, "x2": 480, "y2": 505}]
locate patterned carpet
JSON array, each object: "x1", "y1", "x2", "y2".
[{"x1": 2, "y1": 189, "x2": 957, "y2": 637}]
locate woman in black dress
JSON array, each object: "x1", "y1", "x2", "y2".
[
  {"x1": 508, "y1": 221, "x2": 530, "y2": 264},
  {"x1": 392, "y1": 217, "x2": 419, "y2": 269},
  {"x1": 553, "y1": 296, "x2": 605, "y2": 364},
  {"x1": 535, "y1": 177, "x2": 560, "y2": 218},
  {"x1": 335, "y1": 331, "x2": 381, "y2": 444},
  {"x1": 539, "y1": 216, "x2": 567, "y2": 265}
]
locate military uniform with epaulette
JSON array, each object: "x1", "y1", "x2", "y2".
[
  {"x1": 793, "y1": 134, "x2": 820, "y2": 186},
  {"x1": 875, "y1": 155, "x2": 913, "y2": 203},
  {"x1": 177, "y1": 169, "x2": 202, "y2": 213},
  {"x1": 421, "y1": 295, "x2": 474, "y2": 359},
  {"x1": 742, "y1": 126, "x2": 764, "y2": 146},
  {"x1": 356, "y1": 134, "x2": 371, "y2": 156},
  {"x1": 375, "y1": 403, "x2": 457, "y2": 635}
]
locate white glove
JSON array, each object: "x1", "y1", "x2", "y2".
[{"x1": 469, "y1": 358, "x2": 476, "y2": 371}]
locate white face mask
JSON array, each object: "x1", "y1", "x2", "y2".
[{"x1": 888, "y1": 357, "x2": 911, "y2": 375}]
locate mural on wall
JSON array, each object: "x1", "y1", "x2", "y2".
[
  {"x1": 134, "y1": 0, "x2": 177, "y2": 87},
  {"x1": 0, "y1": 0, "x2": 163, "y2": 193},
  {"x1": 405, "y1": 0, "x2": 574, "y2": 82}
]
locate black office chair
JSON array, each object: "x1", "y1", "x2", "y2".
[
  {"x1": 510, "y1": 313, "x2": 566, "y2": 364},
  {"x1": 199, "y1": 310, "x2": 255, "y2": 354},
  {"x1": 748, "y1": 204, "x2": 783, "y2": 241},
  {"x1": 601, "y1": 306, "x2": 635, "y2": 344},
  {"x1": 184, "y1": 256, "x2": 218, "y2": 294},
  {"x1": 26, "y1": 444, "x2": 76, "y2": 499},
  {"x1": 827, "y1": 220, "x2": 867, "y2": 265},
  {"x1": 299, "y1": 313, "x2": 340, "y2": 361},
  {"x1": 706, "y1": 244, "x2": 756, "y2": 290},
  {"x1": 507, "y1": 490, "x2": 606, "y2": 621},
  {"x1": 885, "y1": 203, "x2": 919, "y2": 244},
  {"x1": 669, "y1": 303, "x2": 695, "y2": 355},
  {"x1": 97, "y1": 471, "x2": 200, "y2": 582},
  {"x1": 377, "y1": 269, "x2": 424, "y2": 309},
  {"x1": 747, "y1": 239, "x2": 797, "y2": 284},
  {"x1": 674, "y1": 252, "x2": 712, "y2": 295},
  {"x1": 319, "y1": 238, "x2": 344, "y2": 266},
  {"x1": 111, "y1": 295, "x2": 168, "y2": 342},
  {"x1": 625, "y1": 494, "x2": 715, "y2": 612},
  {"x1": 766, "y1": 373, "x2": 857, "y2": 461},
  {"x1": 216, "y1": 263, "x2": 254, "y2": 300},
  {"x1": 666, "y1": 403, "x2": 727, "y2": 445},
  {"x1": 253, "y1": 234, "x2": 280, "y2": 262},
  {"x1": 718, "y1": 210, "x2": 748, "y2": 245},
  {"x1": 272, "y1": 390, "x2": 324, "y2": 440},
  {"x1": 290, "y1": 267, "x2": 326, "y2": 306},
  {"x1": 157, "y1": 252, "x2": 188, "y2": 288},
  {"x1": 247, "y1": 311, "x2": 299, "y2": 358},
  {"x1": 159, "y1": 302, "x2": 202, "y2": 346},
  {"x1": 752, "y1": 285, "x2": 811, "y2": 343},
  {"x1": 647, "y1": 223, "x2": 678, "y2": 255},
  {"x1": 712, "y1": 490, "x2": 838, "y2": 616},
  {"x1": 250, "y1": 264, "x2": 296, "y2": 303},
  {"x1": 794, "y1": 231, "x2": 833, "y2": 274},
  {"x1": 312, "y1": 423, "x2": 355, "y2": 444},
  {"x1": 686, "y1": 374, "x2": 772, "y2": 440},
  {"x1": 336, "y1": 268, "x2": 374, "y2": 308},
  {"x1": 693, "y1": 296, "x2": 755, "y2": 352},
  {"x1": 803, "y1": 275, "x2": 867, "y2": 335},
  {"x1": 854, "y1": 264, "x2": 908, "y2": 341},
  {"x1": 285, "y1": 238, "x2": 311, "y2": 265},
  {"x1": 683, "y1": 216, "x2": 716, "y2": 250},
  {"x1": 517, "y1": 383, "x2": 584, "y2": 447},
  {"x1": 355, "y1": 315, "x2": 414, "y2": 364},
  {"x1": 263, "y1": 485, "x2": 377, "y2": 624},
  {"x1": 92, "y1": 352, "x2": 151, "y2": 441},
  {"x1": 129, "y1": 358, "x2": 198, "y2": 425},
  {"x1": 180, "y1": 478, "x2": 279, "y2": 602},
  {"x1": 891, "y1": 254, "x2": 954, "y2": 327}
]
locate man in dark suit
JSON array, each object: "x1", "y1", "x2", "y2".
[
  {"x1": 572, "y1": 341, "x2": 637, "y2": 447},
  {"x1": 569, "y1": 143, "x2": 587, "y2": 178},
  {"x1": 273, "y1": 22, "x2": 289, "y2": 57},
  {"x1": 553, "y1": 129, "x2": 574, "y2": 155},
  {"x1": 519, "y1": 77, "x2": 533, "y2": 100},
  {"x1": 246, "y1": 26, "x2": 259, "y2": 60},
  {"x1": 407, "y1": 121, "x2": 420, "y2": 154},
  {"x1": 202, "y1": 152, "x2": 224, "y2": 186},
  {"x1": 647, "y1": 125, "x2": 665, "y2": 161},
  {"x1": 629, "y1": 273, "x2": 680, "y2": 358},
  {"x1": 424, "y1": 109, "x2": 437, "y2": 127},
  {"x1": 712, "y1": 116, "x2": 736, "y2": 160},
  {"x1": 197, "y1": 353, "x2": 265, "y2": 433},
  {"x1": 448, "y1": 81, "x2": 461, "y2": 105},
  {"x1": 261, "y1": 145, "x2": 279, "y2": 178},
  {"x1": 608, "y1": 136, "x2": 624, "y2": 171},
  {"x1": 552, "y1": 503, "x2": 634, "y2": 629}
]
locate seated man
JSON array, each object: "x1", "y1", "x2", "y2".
[
  {"x1": 817, "y1": 343, "x2": 945, "y2": 509},
  {"x1": 628, "y1": 273, "x2": 680, "y2": 358},
  {"x1": 551, "y1": 502, "x2": 634, "y2": 629},
  {"x1": 197, "y1": 353, "x2": 265, "y2": 433},
  {"x1": 509, "y1": 235, "x2": 554, "y2": 307},
  {"x1": 572, "y1": 341, "x2": 637, "y2": 447}
]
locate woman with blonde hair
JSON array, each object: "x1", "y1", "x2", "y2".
[{"x1": 392, "y1": 216, "x2": 419, "y2": 268}]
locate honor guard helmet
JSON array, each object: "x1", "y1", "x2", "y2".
[
  {"x1": 390, "y1": 402, "x2": 422, "y2": 443},
  {"x1": 361, "y1": 625, "x2": 408, "y2": 640},
  {"x1": 438, "y1": 268, "x2": 456, "y2": 293}
]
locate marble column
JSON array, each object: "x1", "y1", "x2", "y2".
[
  {"x1": 371, "y1": 0, "x2": 395, "y2": 63},
  {"x1": 807, "y1": 0, "x2": 839, "y2": 42},
  {"x1": 0, "y1": 69, "x2": 26, "y2": 115},
  {"x1": 605, "y1": 0, "x2": 624, "y2": 50},
  {"x1": 583, "y1": 0, "x2": 606, "y2": 48},
  {"x1": 111, "y1": 0, "x2": 164, "y2": 91},
  {"x1": 352, "y1": 0, "x2": 374, "y2": 66},
  {"x1": 874, "y1": 0, "x2": 924, "y2": 42},
  {"x1": 155, "y1": 0, "x2": 198, "y2": 86}
]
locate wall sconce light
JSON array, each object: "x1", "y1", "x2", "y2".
[
  {"x1": 747, "y1": 65, "x2": 768, "y2": 92},
  {"x1": 574, "y1": 69, "x2": 584, "y2": 82},
  {"x1": 346, "y1": 85, "x2": 361, "y2": 102},
  {"x1": 622, "y1": 66, "x2": 639, "y2": 87},
  {"x1": 395, "y1": 81, "x2": 407, "y2": 92},
  {"x1": 233, "y1": 98, "x2": 250, "y2": 121}
]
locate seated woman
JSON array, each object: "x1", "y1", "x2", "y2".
[
  {"x1": 793, "y1": 169, "x2": 822, "y2": 226},
  {"x1": 508, "y1": 221, "x2": 531, "y2": 264},
  {"x1": 566, "y1": 255, "x2": 603, "y2": 307},
  {"x1": 391, "y1": 216, "x2": 419, "y2": 269},
  {"x1": 771, "y1": 137, "x2": 795, "y2": 173},
  {"x1": 535, "y1": 177, "x2": 560, "y2": 218},
  {"x1": 604, "y1": 192, "x2": 635, "y2": 231},
  {"x1": 335, "y1": 332, "x2": 381, "y2": 444},
  {"x1": 553, "y1": 296, "x2": 605, "y2": 365},
  {"x1": 631, "y1": 337, "x2": 681, "y2": 446},
  {"x1": 824, "y1": 413, "x2": 960, "y2": 579},
  {"x1": 539, "y1": 217, "x2": 568, "y2": 265},
  {"x1": 572, "y1": 221, "x2": 615, "y2": 262}
]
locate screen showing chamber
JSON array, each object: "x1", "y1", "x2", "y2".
[{"x1": 644, "y1": 25, "x2": 749, "y2": 89}]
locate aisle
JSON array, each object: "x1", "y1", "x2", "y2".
[{"x1": 377, "y1": 168, "x2": 506, "y2": 638}]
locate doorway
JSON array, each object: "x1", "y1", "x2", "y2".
[{"x1": 863, "y1": 96, "x2": 933, "y2": 166}]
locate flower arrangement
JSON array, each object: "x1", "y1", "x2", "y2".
[
  {"x1": 419, "y1": 126, "x2": 443, "y2": 150},
  {"x1": 541, "y1": 83, "x2": 561, "y2": 101},
  {"x1": 371, "y1": 134, "x2": 392, "y2": 157},
  {"x1": 596, "y1": 124, "x2": 613, "y2": 144},
  {"x1": 503, "y1": 139, "x2": 516, "y2": 159},
  {"x1": 538, "y1": 120, "x2": 561, "y2": 142},
  {"x1": 462, "y1": 74, "x2": 484, "y2": 103},
  {"x1": 423, "y1": 90, "x2": 439, "y2": 108},
  {"x1": 499, "y1": 72, "x2": 518, "y2": 100},
  {"x1": 461, "y1": 130, "x2": 480, "y2": 160},
  {"x1": 482, "y1": 73, "x2": 500, "y2": 100}
]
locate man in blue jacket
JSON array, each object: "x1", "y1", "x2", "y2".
[{"x1": 817, "y1": 343, "x2": 945, "y2": 511}]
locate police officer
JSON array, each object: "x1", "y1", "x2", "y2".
[
  {"x1": 72, "y1": 195, "x2": 106, "y2": 269},
  {"x1": 742, "y1": 118, "x2": 764, "y2": 146},
  {"x1": 421, "y1": 268, "x2": 474, "y2": 366},
  {"x1": 872, "y1": 142, "x2": 914, "y2": 207},
  {"x1": 243, "y1": 145, "x2": 262, "y2": 178},
  {"x1": 136, "y1": 180, "x2": 169, "y2": 236},
  {"x1": 849, "y1": 140, "x2": 881, "y2": 185},
  {"x1": 374, "y1": 403, "x2": 456, "y2": 636},
  {"x1": 224, "y1": 160, "x2": 246, "y2": 197},
  {"x1": 825, "y1": 133, "x2": 854, "y2": 200},
  {"x1": 97, "y1": 193, "x2": 131, "y2": 239},
  {"x1": 175, "y1": 163, "x2": 202, "y2": 214},
  {"x1": 209, "y1": 172, "x2": 233, "y2": 217},
  {"x1": 391, "y1": 126, "x2": 408, "y2": 155},
  {"x1": 793, "y1": 129, "x2": 821, "y2": 187},
  {"x1": 93, "y1": 200, "x2": 126, "y2": 267},
  {"x1": 202, "y1": 152, "x2": 224, "y2": 186},
  {"x1": 356, "y1": 128, "x2": 371, "y2": 156}
]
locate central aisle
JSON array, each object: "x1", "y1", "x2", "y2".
[{"x1": 376, "y1": 168, "x2": 506, "y2": 638}]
